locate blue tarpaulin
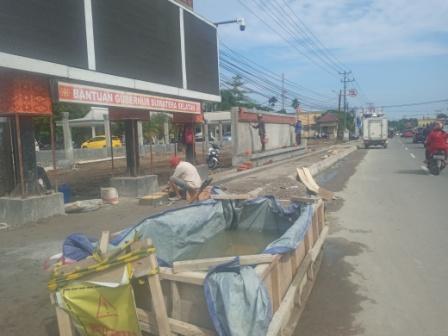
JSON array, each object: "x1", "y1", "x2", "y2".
[{"x1": 61, "y1": 197, "x2": 313, "y2": 336}]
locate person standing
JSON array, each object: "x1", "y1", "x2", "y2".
[
  {"x1": 183, "y1": 124, "x2": 194, "y2": 163},
  {"x1": 252, "y1": 114, "x2": 267, "y2": 152},
  {"x1": 294, "y1": 120, "x2": 302, "y2": 146}
]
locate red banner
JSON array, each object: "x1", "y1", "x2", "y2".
[{"x1": 57, "y1": 82, "x2": 201, "y2": 114}]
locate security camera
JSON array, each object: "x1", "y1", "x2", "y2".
[{"x1": 238, "y1": 18, "x2": 246, "y2": 31}]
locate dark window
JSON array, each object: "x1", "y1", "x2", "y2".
[
  {"x1": 0, "y1": 0, "x2": 88, "y2": 68},
  {"x1": 184, "y1": 11, "x2": 220, "y2": 95},
  {"x1": 92, "y1": 0, "x2": 183, "y2": 88}
]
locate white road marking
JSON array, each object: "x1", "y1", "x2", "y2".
[
  {"x1": 421, "y1": 165, "x2": 430, "y2": 173},
  {"x1": 410, "y1": 153, "x2": 415, "y2": 159}
]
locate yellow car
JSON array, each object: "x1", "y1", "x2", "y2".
[{"x1": 81, "y1": 136, "x2": 122, "y2": 149}]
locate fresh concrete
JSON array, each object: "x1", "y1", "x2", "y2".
[
  {"x1": 296, "y1": 137, "x2": 448, "y2": 336},
  {"x1": 0, "y1": 193, "x2": 65, "y2": 226},
  {"x1": 110, "y1": 175, "x2": 159, "y2": 198}
]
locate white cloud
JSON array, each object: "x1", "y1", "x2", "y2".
[{"x1": 198, "y1": 0, "x2": 448, "y2": 62}]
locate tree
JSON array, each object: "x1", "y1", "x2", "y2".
[
  {"x1": 437, "y1": 113, "x2": 447, "y2": 120},
  {"x1": 143, "y1": 113, "x2": 170, "y2": 144},
  {"x1": 268, "y1": 96, "x2": 278, "y2": 107},
  {"x1": 291, "y1": 98, "x2": 300, "y2": 110}
]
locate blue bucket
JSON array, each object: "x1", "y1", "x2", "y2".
[{"x1": 58, "y1": 184, "x2": 72, "y2": 204}]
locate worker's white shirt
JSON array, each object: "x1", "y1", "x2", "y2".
[{"x1": 173, "y1": 161, "x2": 202, "y2": 189}]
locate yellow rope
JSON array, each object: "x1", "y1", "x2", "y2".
[{"x1": 48, "y1": 246, "x2": 158, "y2": 292}]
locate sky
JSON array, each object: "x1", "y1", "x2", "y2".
[{"x1": 194, "y1": 0, "x2": 448, "y2": 120}]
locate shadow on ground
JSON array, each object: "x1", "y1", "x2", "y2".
[{"x1": 294, "y1": 237, "x2": 373, "y2": 336}]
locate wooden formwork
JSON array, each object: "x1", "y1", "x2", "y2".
[{"x1": 51, "y1": 200, "x2": 327, "y2": 336}]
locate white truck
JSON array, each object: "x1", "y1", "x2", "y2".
[{"x1": 363, "y1": 117, "x2": 388, "y2": 148}]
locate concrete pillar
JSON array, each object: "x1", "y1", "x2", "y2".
[
  {"x1": 91, "y1": 126, "x2": 96, "y2": 138},
  {"x1": 231, "y1": 107, "x2": 239, "y2": 166},
  {"x1": 218, "y1": 121, "x2": 223, "y2": 146},
  {"x1": 103, "y1": 113, "x2": 112, "y2": 155},
  {"x1": 163, "y1": 120, "x2": 170, "y2": 144},
  {"x1": 61, "y1": 112, "x2": 74, "y2": 162},
  {"x1": 137, "y1": 120, "x2": 144, "y2": 155},
  {"x1": 204, "y1": 122, "x2": 209, "y2": 148}
]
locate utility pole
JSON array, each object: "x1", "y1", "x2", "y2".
[
  {"x1": 338, "y1": 89, "x2": 342, "y2": 114},
  {"x1": 339, "y1": 71, "x2": 354, "y2": 137},
  {"x1": 281, "y1": 73, "x2": 286, "y2": 112}
]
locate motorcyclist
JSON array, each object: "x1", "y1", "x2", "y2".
[{"x1": 424, "y1": 121, "x2": 448, "y2": 162}]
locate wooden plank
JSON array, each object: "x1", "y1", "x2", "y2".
[
  {"x1": 278, "y1": 254, "x2": 293, "y2": 300},
  {"x1": 99, "y1": 231, "x2": 110, "y2": 255},
  {"x1": 310, "y1": 225, "x2": 329, "y2": 262},
  {"x1": 159, "y1": 268, "x2": 207, "y2": 286},
  {"x1": 266, "y1": 253, "x2": 313, "y2": 336},
  {"x1": 270, "y1": 263, "x2": 281, "y2": 313},
  {"x1": 289, "y1": 196, "x2": 319, "y2": 204},
  {"x1": 302, "y1": 167, "x2": 320, "y2": 191},
  {"x1": 296, "y1": 168, "x2": 319, "y2": 194},
  {"x1": 146, "y1": 240, "x2": 171, "y2": 336},
  {"x1": 281, "y1": 251, "x2": 325, "y2": 336},
  {"x1": 172, "y1": 254, "x2": 274, "y2": 273},
  {"x1": 54, "y1": 305, "x2": 75, "y2": 336},
  {"x1": 312, "y1": 213, "x2": 319, "y2": 244},
  {"x1": 137, "y1": 308, "x2": 216, "y2": 336},
  {"x1": 211, "y1": 193, "x2": 250, "y2": 200},
  {"x1": 255, "y1": 254, "x2": 281, "y2": 280},
  {"x1": 171, "y1": 282, "x2": 182, "y2": 320}
]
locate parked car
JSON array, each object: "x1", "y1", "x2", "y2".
[
  {"x1": 81, "y1": 136, "x2": 122, "y2": 149},
  {"x1": 401, "y1": 130, "x2": 414, "y2": 138},
  {"x1": 412, "y1": 128, "x2": 425, "y2": 143}
]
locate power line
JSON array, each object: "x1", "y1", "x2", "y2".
[
  {"x1": 221, "y1": 45, "x2": 335, "y2": 101},
  {"x1": 278, "y1": 0, "x2": 347, "y2": 72},
  {"x1": 379, "y1": 99, "x2": 448, "y2": 109},
  {"x1": 237, "y1": 0, "x2": 339, "y2": 78}
]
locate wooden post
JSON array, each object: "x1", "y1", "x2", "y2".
[
  {"x1": 146, "y1": 239, "x2": 171, "y2": 335},
  {"x1": 50, "y1": 116, "x2": 56, "y2": 171},
  {"x1": 50, "y1": 294, "x2": 74, "y2": 336},
  {"x1": 15, "y1": 115, "x2": 25, "y2": 197}
]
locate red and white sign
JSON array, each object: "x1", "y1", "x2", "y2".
[{"x1": 57, "y1": 82, "x2": 201, "y2": 114}]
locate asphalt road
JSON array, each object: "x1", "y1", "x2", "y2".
[{"x1": 296, "y1": 137, "x2": 448, "y2": 336}]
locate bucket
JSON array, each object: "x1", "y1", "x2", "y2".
[
  {"x1": 101, "y1": 187, "x2": 119, "y2": 205},
  {"x1": 58, "y1": 184, "x2": 72, "y2": 204}
]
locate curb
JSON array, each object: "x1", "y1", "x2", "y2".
[
  {"x1": 213, "y1": 147, "x2": 333, "y2": 184},
  {"x1": 307, "y1": 145, "x2": 358, "y2": 176}
]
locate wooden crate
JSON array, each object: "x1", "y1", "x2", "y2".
[{"x1": 51, "y1": 200, "x2": 327, "y2": 336}]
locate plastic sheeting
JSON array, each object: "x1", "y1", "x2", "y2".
[
  {"x1": 61, "y1": 197, "x2": 314, "y2": 336},
  {"x1": 204, "y1": 258, "x2": 272, "y2": 336}
]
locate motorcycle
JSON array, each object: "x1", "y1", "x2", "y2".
[
  {"x1": 427, "y1": 150, "x2": 446, "y2": 175},
  {"x1": 207, "y1": 143, "x2": 221, "y2": 169}
]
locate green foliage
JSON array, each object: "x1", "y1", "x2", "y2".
[
  {"x1": 389, "y1": 118, "x2": 418, "y2": 131},
  {"x1": 143, "y1": 113, "x2": 170, "y2": 143},
  {"x1": 291, "y1": 98, "x2": 300, "y2": 110},
  {"x1": 268, "y1": 96, "x2": 278, "y2": 107},
  {"x1": 34, "y1": 103, "x2": 90, "y2": 146},
  {"x1": 325, "y1": 109, "x2": 355, "y2": 134}
]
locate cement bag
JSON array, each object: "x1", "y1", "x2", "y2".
[
  {"x1": 204, "y1": 257, "x2": 272, "y2": 336},
  {"x1": 61, "y1": 282, "x2": 141, "y2": 336}
]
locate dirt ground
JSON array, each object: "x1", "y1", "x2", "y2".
[
  {"x1": 47, "y1": 148, "x2": 233, "y2": 201},
  {"x1": 0, "y1": 142, "x2": 357, "y2": 336}
]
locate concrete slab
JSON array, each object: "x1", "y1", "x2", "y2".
[
  {"x1": 110, "y1": 175, "x2": 159, "y2": 198},
  {"x1": 0, "y1": 193, "x2": 65, "y2": 226}
]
